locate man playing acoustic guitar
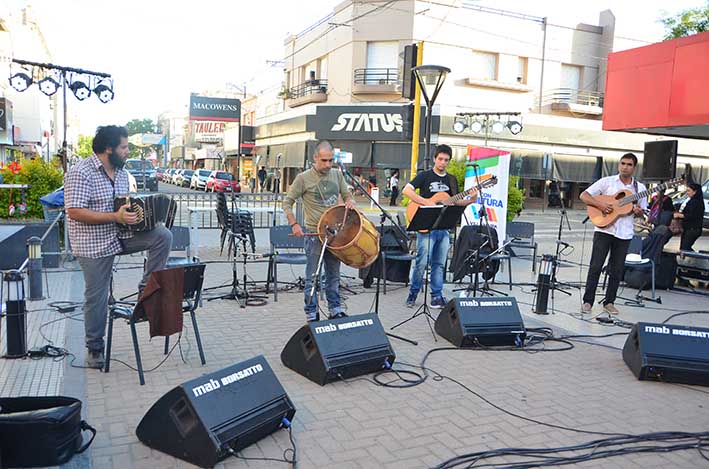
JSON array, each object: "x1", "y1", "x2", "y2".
[
  {"x1": 402, "y1": 145, "x2": 477, "y2": 309},
  {"x1": 580, "y1": 153, "x2": 647, "y2": 315}
]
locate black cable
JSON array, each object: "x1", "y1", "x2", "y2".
[
  {"x1": 662, "y1": 310, "x2": 709, "y2": 324},
  {"x1": 432, "y1": 431, "x2": 709, "y2": 469},
  {"x1": 229, "y1": 424, "x2": 297, "y2": 467},
  {"x1": 107, "y1": 334, "x2": 183, "y2": 373}
]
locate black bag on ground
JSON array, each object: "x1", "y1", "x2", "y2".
[{"x1": 0, "y1": 396, "x2": 96, "y2": 467}]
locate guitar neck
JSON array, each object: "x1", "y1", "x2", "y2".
[{"x1": 620, "y1": 180, "x2": 679, "y2": 206}]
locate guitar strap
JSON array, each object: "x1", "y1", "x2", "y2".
[{"x1": 633, "y1": 179, "x2": 639, "y2": 206}]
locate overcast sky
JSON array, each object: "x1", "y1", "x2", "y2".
[{"x1": 2, "y1": 0, "x2": 705, "y2": 134}]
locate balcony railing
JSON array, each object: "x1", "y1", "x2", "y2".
[
  {"x1": 288, "y1": 79, "x2": 328, "y2": 99},
  {"x1": 353, "y1": 68, "x2": 398, "y2": 85},
  {"x1": 547, "y1": 88, "x2": 604, "y2": 107}
]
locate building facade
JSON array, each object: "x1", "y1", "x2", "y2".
[{"x1": 255, "y1": 0, "x2": 709, "y2": 207}]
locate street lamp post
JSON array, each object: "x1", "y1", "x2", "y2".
[{"x1": 412, "y1": 65, "x2": 450, "y2": 170}]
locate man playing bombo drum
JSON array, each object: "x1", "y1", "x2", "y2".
[{"x1": 282, "y1": 140, "x2": 357, "y2": 323}]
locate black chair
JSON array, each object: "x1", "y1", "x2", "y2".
[
  {"x1": 267, "y1": 225, "x2": 307, "y2": 301},
  {"x1": 166, "y1": 225, "x2": 199, "y2": 267},
  {"x1": 104, "y1": 264, "x2": 207, "y2": 385},
  {"x1": 379, "y1": 226, "x2": 415, "y2": 294},
  {"x1": 506, "y1": 221, "x2": 538, "y2": 272},
  {"x1": 215, "y1": 192, "x2": 237, "y2": 255}
]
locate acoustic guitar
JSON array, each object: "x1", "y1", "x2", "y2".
[
  {"x1": 586, "y1": 177, "x2": 684, "y2": 228},
  {"x1": 406, "y1": 176, "x2": 498, "y2": 232}
]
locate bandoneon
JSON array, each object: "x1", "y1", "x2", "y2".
[{"x1": 114, "y1": 194, "x2": 177, "y2": 232}]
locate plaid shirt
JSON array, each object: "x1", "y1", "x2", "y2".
[{"x1": 65, "y1": 154, "x2": 133, "y2": 258}]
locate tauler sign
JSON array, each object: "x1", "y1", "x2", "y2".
[
  {"x1": 315, "y1": 105, "x2": 421, "y2": 141},
  {"x1": 189, "y1": 95, "x2": 241, "y2": 122}
]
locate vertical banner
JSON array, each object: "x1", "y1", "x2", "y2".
[{"x1": 462, "y1": 146, "x2": 511, "y2": 243}]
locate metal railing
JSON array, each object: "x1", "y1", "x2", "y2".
[
  {"x1": 542, "y1": 88, "x2": 605, "y2": 108},
  {"x1": 353, "y1": 68, "x2": 398, "y2": 85},
  {"x1": 162, "y1": 192, "x2": 292, "y2": 229},
  {"x1": 288, "y1": 79, "x2": 328, "y2": 99}
]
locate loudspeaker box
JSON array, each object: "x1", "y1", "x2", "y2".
[
  {"x1": 623, "y1": 322, "x2": 709, "y2": 387},
  {"x1": 136, "y1": 356, "x2": 295, "y2": 468},
  {"x1": 281, "y1": 313, "x2": 395, "y2": 385},
  {"x1": 435, "y1": 297, "x2": 526, "y2": 347}
]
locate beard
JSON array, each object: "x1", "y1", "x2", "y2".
[{"x1": 108, "y1": 151, "x2": 125, "y2": 169}]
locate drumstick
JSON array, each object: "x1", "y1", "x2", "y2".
[{"x1": 341, "y1": 206, "x2": 350, "y2": 230}]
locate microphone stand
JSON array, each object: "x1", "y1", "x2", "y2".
[
  {"x1": 469, "y1": 163, "x2": 495, "y2": 298},
  {"x1": 273, "y1": 153, "x2": 282, "y2": 227},
  {"x1": 550, "y1": 190, "x2": 576, "y2": 297},
  {"x1": 339, "y1": 163, "x2": 417, "y2": 346}
]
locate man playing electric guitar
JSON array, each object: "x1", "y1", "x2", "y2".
[
  {"x1": 402, "y1": 144, "x2": 478, "y2": 309},
  {"x1": 580, "y1": 153, "x2": 647, "y2": 315}
]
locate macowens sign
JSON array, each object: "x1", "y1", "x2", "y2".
[
  {"x1": 189, "y1": 95, "x2": 241, "y2": 122},
  {"x1": 315, "y1": 105, "x2": 421, "y2": 141}
]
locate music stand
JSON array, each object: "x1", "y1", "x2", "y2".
[{"x1": 391, "y1": 204, "x2": 465, "y2": 339}]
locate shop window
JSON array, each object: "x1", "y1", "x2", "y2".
[{"x1": 529, "y1": 179, "x2": 545, "y2": 198}]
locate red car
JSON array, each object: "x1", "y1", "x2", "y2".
[{"x1": 206, "y1": 171, "x2": 241, "y2": 193}]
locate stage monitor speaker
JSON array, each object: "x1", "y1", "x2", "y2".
[
  {"x1": 435, "y1": 297, "x2": 526, "y2": 347},
  {"x1": 622, "y1": 322, "x2": 709, "y2": 387},
  {"x1": 643, "y1": 140, "x2": 677, "y2": 181},
  {"x1": 136, "y1": 356, "x2": 295, "y2": 468},
  {"x1": 281, "y1": 313, "x2": 395, "y2": 385}
]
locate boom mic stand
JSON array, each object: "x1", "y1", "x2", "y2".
[
  {"x1": 340, "y1": 163, "x2": 417, "y2": 346},
  {"x1": 469, "y1": 163, "x2": 496, "y2": 297}
]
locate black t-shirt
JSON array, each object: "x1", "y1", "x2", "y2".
[{"x1": 409, "y1": 169, "x2": 458, "y2": 200}]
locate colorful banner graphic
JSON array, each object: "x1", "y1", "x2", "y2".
[{"x1": 462, "y1": 146, "x2": 511, "y2": 244}]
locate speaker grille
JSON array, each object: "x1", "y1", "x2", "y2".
[{"x1": 214, "y1": 398, "x2": 291, "y2": 446}]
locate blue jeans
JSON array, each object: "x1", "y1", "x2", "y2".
[
  {"x1": 304, "y1": 235, "x2": 342, "y2": 319},
  {"x1": 410, "y1": 230, "x2": 450, "y2": 299}
]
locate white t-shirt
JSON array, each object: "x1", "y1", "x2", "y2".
[
  {"x1": 585, "y1": 175, "x2": 647, "y2": 240},
  {"x1": 390, "y1": 175, "x2": 398, "y2": 189}
]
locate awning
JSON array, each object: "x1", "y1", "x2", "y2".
[
  {"x1": 262, "y1": 142, "x2": 308, "y2": 168},
  {"x1": 552, "y1": 154, "x2": 602, "y2": 183},
  {"x1": 372, "y1": 143, "x2": 419, "y2": 169},
  {"x1": 508, "y1": 149, "x2": 547, "y2": 180}
]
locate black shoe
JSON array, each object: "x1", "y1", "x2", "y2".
[
  {"x1": 329, "y1": 312, "x2": 348, "y2": 320},
  {"x1": 86, "y1": 349, "x2": 105, "y2": 369}
]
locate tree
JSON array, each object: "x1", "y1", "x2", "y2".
[
  {"x1": 125, "y1": 118, "x2": 157, "y2": 159},
  {"x1": 125, "y1": 118, "x2": 156, "y2": 135},
  {"x1": 75, "y1": 135, "x2": 93, "y2": 159},
  {"x1": 661, "y1": 3, "x2": 709, "y2": 40}
]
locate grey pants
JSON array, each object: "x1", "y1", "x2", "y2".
[{"x1": 77, "y1": 226, "x2": 172, "y2": 351}]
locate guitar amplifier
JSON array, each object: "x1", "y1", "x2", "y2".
[
  {"x1": 136, "y1": 356, "x2": 295, "y2": 467},
  {"x1": 623, "y1": 322, "x2": 709, "y2": 387},
  {"x1": 435, "y1": 297, "x2": 526, "y2": 347},
  {"x1": 281, "y1": 313, "x2": 395, "y2": 385},
  {"x1": 676, "y1": 250, "x2": 709, "y2": 282}
]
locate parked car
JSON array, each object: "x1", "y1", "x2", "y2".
[
  {"x1": 123, "y1": 159, "x2": 158, "y2": 191},
  {"x1": 190, "y1": 169, "x2": 212, "y2": 190},
  {"x1": 155, "y1": 167, "x2": 166, "y2": 182},
  {"x1": 162, "y1": 168, "x2": 173, "y2": 182},
  {"x1": 180, "y1": 170, "x2": 195, "y2": 187},
  {"x1": 171, "y1": 169, "x2": 184, "y2": 185},
  {"x1": 206, "y1": 171, "x2": 241, "y2": 193}
]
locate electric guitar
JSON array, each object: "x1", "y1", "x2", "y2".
[
  {"x1": 586, "y1": 176, "x2": 684, "y2": 228},
  {"x1": 406, "y1": 176, "x2": 498, "y2": 233}
]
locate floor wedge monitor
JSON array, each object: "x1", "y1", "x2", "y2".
[
  {"x1": 136, "y1": 355, "x2": 295, "y2": 468},
  {"x1": 435, "y1": 297, "x2": 526, "y2": 347},
  {"x1": 281, "y1": 313, "x2": 395, "y2": 385},
  {"x1": 623, "y1": 322, "x2": 709, "y2": 387}
]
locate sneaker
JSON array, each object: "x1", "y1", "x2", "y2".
[
  {"x1": 581, "y1": 303, "x2": 593, "y2": 314},
  {"x1": 329, "y1": 311, "x2": 348, "y2": 320},
  {"x1": 306, "y1": 312, "x2": 320, "y2": 323},
  {"x1": 86, "y1": 349, "x2": 105, "y2": 369},
  {"x1": 603, "y1": 303, "x2": 619, "y2": 315},
  {"x1": 405, "y1": 294, "x2": 416, "y2": 308},
  {"x1": 430, "y1": 297, "x2": 448, "y2": 309}
]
